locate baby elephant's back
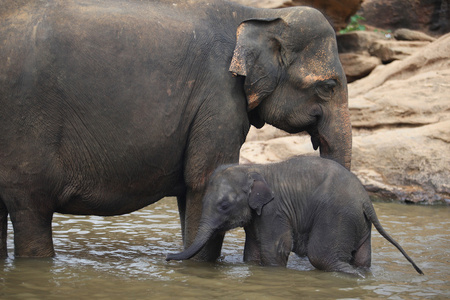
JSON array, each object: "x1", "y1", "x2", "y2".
[{"x1": 284, "y1": 156, "x2": 369, "y2": 208}]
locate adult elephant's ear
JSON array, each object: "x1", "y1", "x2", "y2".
[
  {"x1": 229, "y1": 18, "x2": 287, "y2": 111},
  {"x1": 248, "y1": 172, "x2": 274, "y2": 216}
]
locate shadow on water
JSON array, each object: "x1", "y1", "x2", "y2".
[{"x1": 1, "y1": 197, "x2": 449, "y2": 299}]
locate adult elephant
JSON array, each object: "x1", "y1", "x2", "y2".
[{"x1": 0, "y1": 0, "x2": 351, "y2": 260}]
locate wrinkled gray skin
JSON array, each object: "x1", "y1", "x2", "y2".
[
  {"x1": 167, "y1": 157, "x2": 424, "y2": 277},
  {"x1": 0, "y1": 0, "x2": 351, "y2": 259}
]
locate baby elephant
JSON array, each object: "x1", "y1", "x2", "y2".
[{"x1": 167, "y1": 156, "x2": 424, "y2": 276}]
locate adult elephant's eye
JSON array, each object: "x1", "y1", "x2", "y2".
[{"x1": 315, "y1": 79, "x2": 337, "y2": 101}]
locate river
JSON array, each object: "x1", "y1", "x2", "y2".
[{"x1": 0, "y1": 198, "x2": 448, "y2": 299}]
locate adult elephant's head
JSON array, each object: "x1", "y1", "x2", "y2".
[{"x1": 230, "y1": 7, "x2": 352, "y2": 170}]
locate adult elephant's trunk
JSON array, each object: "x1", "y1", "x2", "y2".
[
  {"x1": 311, "y1": 86, "x2": 352, "y2": 170},
  {"x1": 166, "y1": 223, "x2": 215, "y2": 261}
]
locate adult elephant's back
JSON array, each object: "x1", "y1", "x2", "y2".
[{"x1": 0, "y1": 0, "x2": 239, "y2": 215}]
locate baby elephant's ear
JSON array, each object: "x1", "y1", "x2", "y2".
[{"x1": 248, "y1": 173, "x2": 274, "y2": 216}]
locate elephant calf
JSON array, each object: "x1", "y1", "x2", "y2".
[{"x1": 167, "y1": 156, "x2": 424, "y2": 277}]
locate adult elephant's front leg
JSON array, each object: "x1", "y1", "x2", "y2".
[
  {"x1": 184, "y1": 188, "x2": 225, "y2": 261},
  {"x1": 180, "y1": 97, "x2": 250, "y2": 261},
  {"x1": 179, "y1": 88, "x2": 249, "y2": 261},
  {"x1": 0, "y1": 200, "x2": 8, "y2": 258}
]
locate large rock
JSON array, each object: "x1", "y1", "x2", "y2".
[
  {"x1": 337, "y1": 31, "x2": 387, "y2": 54},
  {"x1": 241, "y1": 33, "x2": 450, "y2": 204},
  {"x1": 339, "y1": 53, "x2": 381, "y2": 82},
  {"x1": 368, "y1": 40, "x2": 432, "y2": 63},
  {"x1": 352, "y1": 121, "x2": 450, "y2": 204},
  {"x1": 348, "y1": 33, "x2": 450, "y2": 204},
  {"x1": 358, "y1": 0, "x2": 450, "y2": 36},
  {"x1": 350, "y1": 68, "x2": 450, "y2": 128},
  {"x1": 337, "y1": 30, "x2": 432, "y2": 82},
  {"x1": 349, "y1": 33, "x2": 450, "y2": 97},
  {"x1": 229, "y1": 0, "x2": 363, "y2": 31},
  {"x1": 394, "y1": 28, "x2": 437, "y2": 42},
  {"x1": 228, "y1": 0, "x2": 285, "y2": 8}
]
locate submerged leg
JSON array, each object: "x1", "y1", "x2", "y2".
[
  {"x1": 352, "y1": 231, "x2": 372, "y2": 269},
  {"x1": 307, "y1": 229, "x2": 368, "y2": 277},
  {"x1": 5, "y1": 190, "x2": 55, "y2": 257},
  {"x1": 177, "y1": 195, "x2": 186, "y2": 241},
  {"x1": 184, "y1": 189, "x2": 224, "y2": 262},
  {"x1": 10, "y1": 208, "x2": 54, "y2": 258},
  {"x1": 308, "y1": 250, "x2": 367, "y2": 277}
]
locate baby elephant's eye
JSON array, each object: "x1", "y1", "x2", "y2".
[{"x1": 218, "y1": 198, "x2": 231, "y2": 211}]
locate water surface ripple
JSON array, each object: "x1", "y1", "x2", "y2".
[{"x1": 1, "y1": 198, "x2": 448, "y2": 299}]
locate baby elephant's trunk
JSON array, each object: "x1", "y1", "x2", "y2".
[{"x1": 166, "y1": 225, "x2": 214, "y2": 261}]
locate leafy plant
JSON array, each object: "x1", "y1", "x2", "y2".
[{"x1": 339, "y1": 15, "x2": 366, "y2": 34}]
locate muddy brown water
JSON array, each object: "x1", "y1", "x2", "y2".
[{"x1": 0, "y1": 198, "x2": 448, "y2": 299}]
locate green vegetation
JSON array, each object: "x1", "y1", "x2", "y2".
[{"x1": 339, "y1": 15, "x2": 366, "y2": 34}]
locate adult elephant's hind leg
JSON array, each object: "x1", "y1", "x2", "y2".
[{"x1": 0, "y1": 198, "x2": 8, "y2": 258}]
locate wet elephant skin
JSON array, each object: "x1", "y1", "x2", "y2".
[
  {"x1": 0, "y1": 0, "x2": 351, "y2": 259},
  {"x1": 167, "y1": 157, "x2": 423, "y2": 277}
]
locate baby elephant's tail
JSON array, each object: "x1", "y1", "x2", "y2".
[{"x1": 363, "y1": 202, "x2": 424, "y2": 275}]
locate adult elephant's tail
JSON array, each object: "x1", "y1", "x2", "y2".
[{"x1": 363, "y1": 202, "x2": 424, "y2": 275}]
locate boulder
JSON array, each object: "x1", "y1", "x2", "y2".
[
  {"x1": 358, "y1": 0, "x2": 450, "y2": 36},
  {"x1": 240, "y1": 133, "x2": 313, "y2": 164},
  {"x1": 368, "y1": 40, "x2": 432, "y2": 63},
  {"x1": 339, "y1": 53, "x2": 381, "y2": 82},
  {"x1": 228, "y1": 0, "x2": 285, "y2": 8},
  {"x1": 347, "y1": 34, "x2": 450, "y2": 204},
  {"x1": 349, "y1": 69, "x2": 450, "y2": 127},
  {"x1": 349, "y1": 33, "x2": 450, "y2": 97},
  {"x1": 394, "y1": 28, "x2": 437, "y2": 42},
  {"x1": 337, "y1": 30, "x2": 431, "y2": 82},
  {"x1": 337, "y1": 31, "x2": 387, "y2": 53},
  {"x1": 352, "y1": 121, "x2": 450, "y2": 204}
]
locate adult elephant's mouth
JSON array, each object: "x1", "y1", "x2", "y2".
[
  {"x1": 311, "y1": 134, "x2": 330, "y2": 156},
  {"x1": 308, "y1": 128, "x2": 330, "y2": 157}
]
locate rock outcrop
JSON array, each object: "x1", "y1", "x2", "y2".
[
  {"x1": 394, "y1": 28, "x2": 437, "y2": 42},
  {"x1": 358, "y1": 0, "x2": 450, "y2": 36},
  {"x1": 337, "y1": 30, "x2": 436, "y2": 82},
  {"x1": 338, "y1": 52, "x2": 381, "y2": 82}
]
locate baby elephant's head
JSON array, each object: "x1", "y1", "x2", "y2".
[{"x1": 166, "y1": 166, "x2": 274, "y2": 261}]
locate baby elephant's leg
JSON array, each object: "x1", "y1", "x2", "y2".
[
  {"x1": 352, "y1": 231, "x2": 372, "y2": 268},
  {"x1": 307, "y1": 229, "x2": 366, "y2": 277}
]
